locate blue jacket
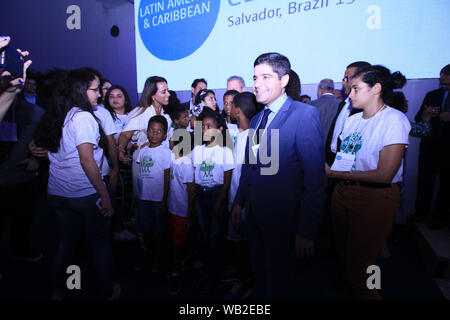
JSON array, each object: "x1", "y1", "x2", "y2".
[{"x1": 234, "y1": 96, "x2": 326, "y2": 239}]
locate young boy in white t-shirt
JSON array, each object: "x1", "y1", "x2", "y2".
[
  {"x1": 135, "y1": 115, "x2": 171, "y2": 272},
  {"x1": 226, "y1": 92, "x2": 257, "y2": 298},
  {"x1": 223, "y1": 90, "x2": 240, "y2": 146},
  {"x1": 167, "y1": 131, "x2": 195, "y2": 295}
]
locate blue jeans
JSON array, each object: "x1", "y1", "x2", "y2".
[
  {"x1": 195, "y1": 185, "x2": 226, "y2": 279},
  {"x1": 136, "y1": 200, "x2": 166, "y2": 233},
  {"x1": 48, "y1": 193, "x2": 114, "y2": 297}
]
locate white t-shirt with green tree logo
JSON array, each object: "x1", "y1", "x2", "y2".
[{"x1": 136, "y1": 144, "x2": 171, "y2": 201}]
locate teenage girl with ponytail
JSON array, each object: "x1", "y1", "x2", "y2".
[{"x1": 326, "y1": 66, "x2": 411, "y2": 300}]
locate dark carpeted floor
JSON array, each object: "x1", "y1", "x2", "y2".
[{"x1": 0, "y1": 188, "x2": 444, "y2": 300}]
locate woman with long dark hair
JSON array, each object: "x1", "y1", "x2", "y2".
[
  {"x1": 326, "y1": 66, "x2": 410, "y2": 300},
  {"x1": 104, "y1": 85, "x2": 133, "y2": 141},
  {"x1": 117, "y1": 76, "x2": 172, "y2": 160},
  {"x1": 116, "y1": 76, "x2": 172, "y2": 207},
  {"x1": 34, "y1": 68, "x2": 119, "y2": 299}
]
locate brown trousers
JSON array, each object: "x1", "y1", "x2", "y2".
[{"x1": 331, "y1": 182, "x2": 399, "y2": 300}]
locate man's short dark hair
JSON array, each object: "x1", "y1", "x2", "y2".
[
  {"x1": 233, "y1": 92, "x2": 257, "y2": 120},
  {"x1": 191, "y1": 78, "x2": 207, "y2": 89},
  {"x1": 254, "y1": 52, "x2": 291, "y2": 79},
  {"x1": 346, "y1": 61, "x2": 371, "y2": 73},
  {"x1": 441, "y1": 64, "x2": 450, "y2": 76},
  {"x1": 148, "y1": 115, "x2": 168, "y2": 133},
  {"x1": 25, "y1": 71, "x2": 38, "y2": 82}
]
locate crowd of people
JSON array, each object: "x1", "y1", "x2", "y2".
[{"x1": 1, "y1": 37, "x2": 450, "y2": 300}]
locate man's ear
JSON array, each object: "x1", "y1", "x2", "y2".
[{"x1": 281, "y1": 73, "x2": 290, "y2": 90}]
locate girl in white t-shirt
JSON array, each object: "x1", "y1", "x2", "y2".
[
  {"x1": 103, "y1": 85, "x2": 138, "y2": 241},
  {"x1": 34, "y1": 68, "x2": 118, "y2": 299},
  {"x1": 326, "y1": 66, "x2": 411, "y2": 300},
  {"x1": 191, "y1": 110, "x2": 234, "y2": 289}
]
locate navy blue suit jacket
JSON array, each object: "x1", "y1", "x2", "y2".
[{"x1": 234, "y1": 96, "x2": 326, "y2": 239}]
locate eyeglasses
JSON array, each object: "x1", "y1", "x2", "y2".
[{"x1": 88, "y1": 87, "x2": 100, "y2": 92}]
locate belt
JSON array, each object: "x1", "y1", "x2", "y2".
[
  {"x1": 340, "y1": 180, "x2": 400, "y2": 189},
  {"x1": 198, "y1": 185, "x2": 223, "y2": 192}
]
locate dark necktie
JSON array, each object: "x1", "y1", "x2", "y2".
[
  {"x1": 256, "y1": 108, "x2": 271, "y2": 144},
  {"x1": 444, "y1": 93, "x2": 450, "y2": 112}
]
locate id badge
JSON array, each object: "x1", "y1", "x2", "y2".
[
  {"x1": 252, "y1": 144, "x2": 260, "y2": 158},
  {"x1": 331, "y1": 152, "x2": 355, "y2": 172},
  {"x1": 0, "y1": 122, "x2": 18, "y2": 142}
]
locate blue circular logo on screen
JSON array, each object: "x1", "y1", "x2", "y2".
[
  {"x1": 138, "y1": 0, "x2": 220, "y2": 61},
  {"x1": 336, "y1": 155, "x2": 342, "y2": 160}
]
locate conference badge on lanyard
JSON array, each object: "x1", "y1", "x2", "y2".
[{"x1": 331, "y1": 152, "x2": 355, "y2": 171}]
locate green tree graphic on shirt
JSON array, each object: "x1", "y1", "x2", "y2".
[
  {"x1": 170, "y1": 167, "x2": 174, "y2": 181},
  {"x1": 340, "y1": 133, "x2": 363, "y2": 155},
  {"x1": 200, "y1": 160, "x2": 214, "y2": 178},
  {"x1": 141, "y1": 156, "x2": 154, "y2": 174}
]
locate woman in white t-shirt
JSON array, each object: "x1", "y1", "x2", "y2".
[
  {"x1": 34, "y1": 68, "x2": 119, "y2": 299},
  {"x1": 103, "y1": 85, "x2": 139, "y2": 241},
  {"x1": 117, "y1": 76, "x2": 172, "y2": 199},
  {"x1": 325, "y1": 66, "x2": 411, "y2": 300},
  {"x1": 104, "y1": 85, "x2": 133, "y2": 141}
]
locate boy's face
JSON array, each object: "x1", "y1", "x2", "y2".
[
  {"x1": 147, "y1": 121, "x2": 167, "y2": 147},
  {"x1": 223, "y1": 94, "x2": 235, "y2": 117},
  {"x1": 174, "y1": 110, "x2": 190, "y2": 128},
  {"x1": 231, "y1": 103, "x2": 240, "y2": 122}
]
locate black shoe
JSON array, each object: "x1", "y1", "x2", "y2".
[
  {"x1": 410, "y1": 214, "x2": 426, "y2": 223},
  {"x1": 220, "y1": 271, "x2": 239, "y2": 283},
  {"x1": 224, "y1": 279, "x2": 251, "y2": 300},
  {"x1": 199, "y1": 278, "x2": 216, "y2": 295},
  {"x1": 12, "y1": 249, "x2": 43, "y2": 262},
  {"x1": 169, "y1": 275, "x2": 181, "y2": 295},
  {"x1": 428, "y1": 220, "x2": 444, "y2": 230},
  {"x1": 133, "y1": 253, "x2": 150, "y2": 271}
]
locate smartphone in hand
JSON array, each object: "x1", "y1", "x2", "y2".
[{"x1": 2, "y1": 44, "x2": 25, "y2": 78}]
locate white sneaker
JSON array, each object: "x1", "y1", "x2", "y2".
[
  {"x1": 108, "y1": 283, "x2": 122, "y2": 300},
  {"x1": 114, "y1": 230, "x2": 137, "y2": 242}
]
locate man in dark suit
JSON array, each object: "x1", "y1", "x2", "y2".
[
  {"x1": 180, "y1": 78, "x2": 207, "y2": 111},
  {"x1": 19, "y1": 74, "x2": 47, "y2": 110},
  {"x1": 413, "y1": 64, "x2": 450, "y2": 229},
  {"x1": 309, "y1": 78, "x2": 341, "y2": 139},
  {"x1": 232, "y1": 52, "x2": 325, "y2": 299}
]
